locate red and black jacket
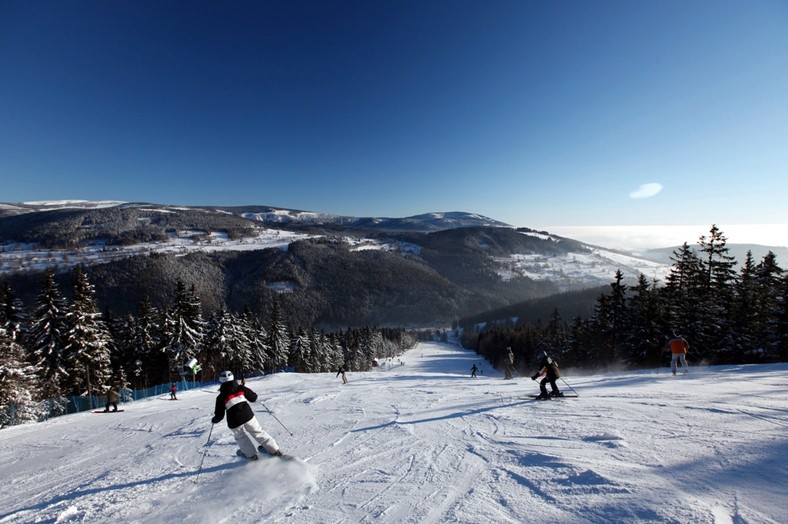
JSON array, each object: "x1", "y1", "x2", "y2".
[{"x1": 212, "y1": 381, "x2": 259, "y2": 429}]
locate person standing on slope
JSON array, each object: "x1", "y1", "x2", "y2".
[
  {"x1": 531, "y1": 354, "x2": 562, "y2": 400},
  {"x1": 104, "y1": 386, "x2": 121, "y2": 412},
  {"x1": 337, "y1": 364, "x2": 348, "y2": 384},
  {"x1": 170, "y1": 383, "x2": 178, "y2": 400},
  {"x1": 667, "y1": 333, "x2": 690, "y2": 375},
  {"x1": 471, "y1": 364, "x2": 478, "y2": 378},
  {"x1": 211, "y1": 370, "x2": 283, "y2": 460}
]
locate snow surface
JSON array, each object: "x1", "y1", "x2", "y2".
[{"x1": 1, "y1": 341, "x2": 786, "y2": 524}]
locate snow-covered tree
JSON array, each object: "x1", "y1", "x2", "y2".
[
  {"x1": 28, "y1": 269, "x2": 69, "y2": 403},
  {"x1": 203, "y1": 307, "x2": 250, "y2": 376},
  {"x1": 267, "y1": 300, "x2": 289, "y2": 369},
  {"x1": 64, "y1": 265, "x2": 113, "y2": 401},
  {"x1": 288, "y1": 329, "x2": 310, "y2": 372},
  {"x1": 247, "y1": 315, "x2": 270, "y2": 372},
  {"x1": 162, "y1": 280, "x2": 204, "y2": 377},
  {"x1": 0, "y1": 278, "x2": 27, "y2": 343},
  {"x1": 0, "y1": 328, "x2": 44, "y2": 428}
]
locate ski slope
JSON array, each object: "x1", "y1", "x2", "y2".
[{"x1": 0, "y1": 341, "x2": 786, "y2": 523}]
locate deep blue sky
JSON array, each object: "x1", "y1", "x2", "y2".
[{"x1": 1, "y1": 1, "x2": 786, "y2": 247}]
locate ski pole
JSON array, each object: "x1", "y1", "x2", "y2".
[
  {"x1": 194, "y1": 423, "x2": 214, "y2": 483},
  {"x1": 560, "y1": 377, "x2": 579, "y2": 396},
  {"x1": 260, "y1": 402, "x2": 294, "y2": 436}
]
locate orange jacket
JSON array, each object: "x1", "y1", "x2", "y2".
[{"x1": 669, "y1": 337, "x2": 689, "y2": 354}]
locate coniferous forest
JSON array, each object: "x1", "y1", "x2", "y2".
[
  {"x1": 461, "y1": 226, "x2": 787, "y2": 376},
  {"x1": 0, "y1": 267, "x2": 416, "y2": 428},
  {"x1": 1, "y1": 224, "x2": 786, "y2": 428}
]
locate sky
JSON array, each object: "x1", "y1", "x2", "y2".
[
  {"x1": 1, "y1": 340, "x2": 786, "y2": 523},
  {"x1": 1, "y1": 1, "x2": 787, "y2": 249}
]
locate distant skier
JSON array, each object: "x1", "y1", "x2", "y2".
[
  {"x1": 471, "y1": 364, "x2": 478, "y2": 378},
  {"x1": 104, "y1": 387, "x2": 121, "y2": 412},
  {"x1": 211, "y1": 371, "x2": 283, "y2": 460},
  {"x1": 504, "y1": 347, "x2": 514, "y2": 380},
  {"x1": 667, "y1": 333, "x2": 690, "y2": 375},
  {"x1": 337, "y1": 365, "x2": 348, "y2": 384},
  {"x1": 531, "y1": 354, "x2": 562, "y2": 400},
  {"x1": 170, "y1": 383, "x2": 178, "y2": 400}
]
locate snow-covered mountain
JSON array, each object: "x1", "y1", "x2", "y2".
[
  {"x1": 0, "y1": 200, "x2": 669, "y2": 288},
  {"x1": 1, "y1": 341, "x2": 784, "y2": 523},
  {"x1": 0, "y1": 200, "x2": 684, "y2": 326}
]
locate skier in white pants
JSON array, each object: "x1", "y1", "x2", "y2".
[{"x1": 212, "y1": 371, "x2": 283, "y2": 460}]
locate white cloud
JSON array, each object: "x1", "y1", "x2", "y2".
[{"x1": 629, "y1": 183, "x2": 663, "y2": 199}]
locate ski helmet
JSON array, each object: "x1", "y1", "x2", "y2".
[{"x1": 219, "y1": 370, "x2": 234, "y2": 383}]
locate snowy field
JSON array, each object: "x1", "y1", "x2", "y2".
[{"x1": 0, "y1": 341, "x2": 785, "y2": 524}]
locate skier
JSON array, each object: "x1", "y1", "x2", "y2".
[
  {"x1": 170, "y1": 383, "x2": 178, "y2": 400},
  {"x1": 211, "y1": 370, "x2": 283, "y2": 460},
  {"x1": 470, "y1": 364, "x2": 478, "y2": 378},
  {"x1": 504, "y1": 347, "x2": 514, "y2": 380},
  {"x1": 531, "y1": 354, "x2": 562, "y2": 400},
  {"x1": 337, "y1": 364, "x2": 348, "y2": 384},
  {"x1": 104, "y1": 387, "x2": 121, "y2": 412},
  {"x1": 667, "y1": 333, "x2": 690, "y2": 375}
]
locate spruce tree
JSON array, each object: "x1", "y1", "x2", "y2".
[
  {"x1": 28, "y1": 269, "x2": 70, "y2": 404},
  {"x1": 623, "y1": 274, "x2": 664, "y2": 367},
  {"x1": 754, "y1": 252, "x2": 785, "y2": 360},
  {"x1": 696, "y1": 225, "x2": 738, "y2": 362},
  {"x1": 164, "y1": 280, "x2": 204, "y2": 377},
  {"x1": 0, "y1": 278, "x2": 27, "y2": 344},
  {"x1": 0, "y1": 328, "x2": 44, "y2": 427},
  {"x1": 247, "y1": 315, "x2": 270, "y2": 372},
  {"x1": 64, "y1": 265, "x2": 113, "y2": 403},
  {"x1": 266, "y1": 300, "x2": 290, "y2": 370}
]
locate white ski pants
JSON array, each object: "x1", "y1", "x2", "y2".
[
  {"x1": 232, "y1": 417, "x2": 280, "y2": 458},
  {"x1": 671, "y1": 353, "x2": 688, "y2": 373}
]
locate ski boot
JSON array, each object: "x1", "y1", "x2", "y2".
[
  {"x1": 550, "y1": 391, "x2": 564, "y2": 398},
  {"x1": 535, "y1": 391, "x2": 550, "y2": 400},
  {"x1": 236, "y1": 449, "x2": 259, "y2": 460},
  {"x1": 258, "y1": 446, "x2": 284, "y2": 457}
]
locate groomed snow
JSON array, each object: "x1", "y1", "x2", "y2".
[{"x1": 0, "y1": 341, "x2": 785, "y2": 523}]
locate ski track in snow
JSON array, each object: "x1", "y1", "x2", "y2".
[{"x1": 0, "y1": 341, "x2": 786, "y2": 523}]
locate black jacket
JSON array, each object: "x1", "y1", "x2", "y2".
[
  {"x1": 212, "y1": 381, "x2": 258, "y2": 429},
  {"x1": 532, "y1": 358, "x2": 560, "y2": 381}
]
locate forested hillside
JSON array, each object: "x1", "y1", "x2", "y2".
[{"x1": 463, "y1": 225, "x2": 787, "y2": 374}]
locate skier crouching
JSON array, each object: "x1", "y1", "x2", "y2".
[
  {"x1": 531, "y1": 355, "x2": 563, "y2": 400},
  {"x1": 211, "y1": 370, "x2": 283, "y2": 460}
]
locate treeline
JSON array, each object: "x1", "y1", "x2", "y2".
[
  {"x1": 462, "y1": 225, "x2": 787, "y2": 374},
  {"x1": 0, "y1": 267, "x2": 417, "y2": 428}
]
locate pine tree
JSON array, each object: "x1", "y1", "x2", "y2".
[
  {"x1": 731, "y1": 251, "x2": 760, "y2": 360},
  {"x1": 64, "y1": 265, "x2": 113, "y2": 403},
  {"x1": 696, "y1": 225, "x2": 738, "y2": 362},
  {"x1": 203, "y1": 307, "x2": 249, "y2": 375},
  {"x1": 0, "y1": 277, "x2": 27, "y2": 344},
  {"x1": 0, "y1": 328, "x2": 44, "y2": 428},
  {"x1": 247, "y1": 315, "x2": 270, "y2": 373},
  {"x1": 164, "y1": 280, "x2": 204, "y2": 378},
  {"x1": 266, "y1": 300, "x2": 289, "y2": 370},
  {"x1": 288, "y1": 329, "x2": 310, "y2": 372},
  {"x1": 592, "y1": 270, "x2": 627, "y2": 367},
  {"x1": 623, "y1": 274, "x2": 664, "y2": 367},
  {"x1": 131, "y1": 296, "x2": 162, "y2": 387},
  {"x1": 28, "y1": 269, "x2": 70, "y2": 404},
  {"x1": 753, "y1": 252, "x2": 785, "y2": 360}
]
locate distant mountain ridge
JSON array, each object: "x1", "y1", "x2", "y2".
[
  {"x1": 6, "y1": 199, "x2": 766, "y2": 328},
  {"x1": 0, "y1": 200, "x2": 510, "y2": 233}
]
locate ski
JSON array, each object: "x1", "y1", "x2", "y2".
[
  {"x1": 235, "y1": 449, "x2": 298, "y2": 462},
  {"x1": 93, "y1": 409, "x2": 125, "y2": 413},
  {"x1": 519, "y1": 395, "x2": 578, "y2": 399}
]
